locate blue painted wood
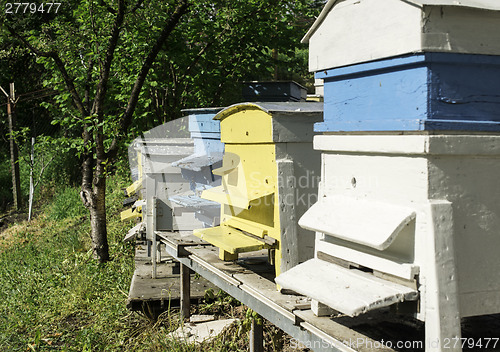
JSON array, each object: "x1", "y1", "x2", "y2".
[
  {"x1": 188, "y1": 114, "x2": 220, "y2": 134},
  {"x1": 316, "y1": 53, "x2": 500, "y2": 132}
]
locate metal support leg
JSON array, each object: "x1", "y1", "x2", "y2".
[
  {"x1": 250, "y1": 316, "x2": 263, "y2": 352},
  {"x1": 180, "y1": 264, "x2": 191, "y2": 319}
]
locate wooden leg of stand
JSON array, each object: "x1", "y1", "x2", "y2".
[{"x1": 180, "y1": 264, "x2": 191, "y2": 320}]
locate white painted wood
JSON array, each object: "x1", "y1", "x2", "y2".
[
  {"x1": 321, "y1": 153, "x2": 430, "y2": 204},
  {"x1": 171, "y1": 208, "x2": 204, "y2": 231},
  {"x1": 304, "y1": 0, "x2": 500, "y2": 71},
  {"x1": 275, "y1": 143, "x2": 320, "y2": 264},
  {"x1": 314, "y1": 134, "x2": 500, "y2": 155},
  {"x1": 299, "y1": 196, "x2": 415, "y2": 250},
  {"x1": 275, "y1": 258, "x2": 418, "y2": 317},
  {"x1": 277, "y1": 159, "x2": 299, "y2": 273},
  {"x1": 315, "y1": 240, "x2": 419, "y2": 280},
  {"x1": 171, "y1": 152, "x2": 223, "y2": 172},
  {"x1": 311, "y1": 300, "x2": 336, "y2": 317},
  {"x1": 459, "y1": 291, "x2": 500, "y2": 317},
  {"x1": 123, "y1": 222, "x2": 144, "y2": 242},
  {"x1": 151, "y1": 197, "x2": 158, "y2": 279},
  {"x1": 313, "y1": 134, "x2": 500, "y2": 320},
  {"x1": 422, "y1": 200, "x2": 462, "y2": 352},
  {"x1": 306, "y1": 0, "x2": 423, "y2": 71},
  {"x1": 411, "y1": 0, "x2": 500, "y2": 11}
]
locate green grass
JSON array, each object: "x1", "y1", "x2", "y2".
[
  {"x1": 0, "y1": 173, "x2": 291, "y2": 352},
  {"x1": 0, "y1": 174, "x2": 137, "y2": 351}
]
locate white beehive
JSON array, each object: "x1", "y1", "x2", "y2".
[{"x1": 276, "y1": 1, "x2": 500, "y2": 351}]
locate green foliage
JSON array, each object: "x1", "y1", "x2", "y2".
[
  {"x1": 140, "y1": 0, "x2": 325, "y2": 126},
  {"x1": 0, "y1": 158, "x2": 12, "y2": 210},
  {"x1": 2, "y1": 0, "x2": 324, "y2": 137},
  {"x1": 13, "y1": 128, "x2": 81, "y2": 200}
]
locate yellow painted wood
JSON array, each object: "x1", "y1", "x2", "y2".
[
  {"x1": 306, "y1": 95, "x2": 324, "y2": 102},
  {"x1": 193, "y1": 226, "x2": 269, "y2": 254},
  {"x1": 126, "y1": 148, "x2": 144, "y2": 196},
  {"x1": 123, "y1": 149, "x2": 144, "y2": 221},
  {"x1": 125, "y1": 179, "x2": 143, "y2": 197},
  {"x1": 219, "y1": 107, "x2": 273, "y2": 143},
  {"x1": 212, "y1": 153, "x2": 240, "y2": 176},
  {"x1": 224, "y1": 217, "x2": 268, "y2": 238},
  {"x1": 201, "y1": 185, "x2": 274, "y2": 209},
  {"x1": 121, "y1": 206, "x2": 142, "y2": 221},
  {"x1": 219, "y1": 249, "x2": 238, "y2": 261}
]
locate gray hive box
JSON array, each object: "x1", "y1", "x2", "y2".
[
  {"x1": 242, "y1": 81, "x2": 307, "y2": 102},
  {"x1": 303, "y1": 0, "x2": 500, "y2": 72}
]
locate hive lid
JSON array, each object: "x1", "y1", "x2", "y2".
[
  {"x1": 302, "y1": 0, "x2": 500, "y2": 44},
  {"x1": 299, "y1": 196, "x2": 416, "y2": 250},
  {"x1": 275, "y1": 258, "x2": 419, "y2": 317},
  {"x1": 214, "y1": 102, "x2": 323, "y2": 121},
  {"x1": 181, "y1": 107, "x2": 224, "y2": 115}
]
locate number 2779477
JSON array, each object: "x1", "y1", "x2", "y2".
[{"x1": 5, "y1": 3, "x2": 61, "y2": 14}]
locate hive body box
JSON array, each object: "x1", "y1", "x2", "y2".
[
  {"x1": 242, "y1": 81, "x2": 307, "y2": 102},
  {"x1": 316, "y1": 53, "x2": 500, "y2": 132},
  {"x1": 170, "y1": 108, "x2": 224, "y2": 227},
  {"x1": 193, "y1": 102, "x2": 323, "y2": 277}
]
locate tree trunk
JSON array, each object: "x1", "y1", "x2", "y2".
[
  {"x1": 89, "y1": 177, "x2": 109, "y2": 263},
  {"x1": 81, "y1": 144, "x2": 110, "y2": 263}
]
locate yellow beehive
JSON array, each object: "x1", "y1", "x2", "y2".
[{"x1": 193, "y1": 102, "x2": 322, "y2": 277}]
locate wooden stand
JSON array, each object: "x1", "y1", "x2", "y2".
[
  {"x1": 250, "y1": 317, "x2": 263, "y2": 352},
  {"x1": 180, "y1": 263, "x2": 191, "y2": 319}
]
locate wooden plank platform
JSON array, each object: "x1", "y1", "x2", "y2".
[
  {"x1": 156, "y1": 231, "x2": 500, "y2": 351},
  {"x1": 127, "y1": 242, "x2": 216, "y2": 319}
]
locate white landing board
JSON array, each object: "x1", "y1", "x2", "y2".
[{"x1": 275, "y1": 258, "x2": 418, "y2": 317}]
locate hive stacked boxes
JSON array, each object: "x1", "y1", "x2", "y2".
[
  {"x1": 275, "y1": 1, "x2": 500, "y2": 351},
  {"x1": 193, "y1": 102, "x2": 323, "y2": 278},
  {"x1": 127, "y1": 109, "x2": 224, "y2": 235},
  {"x1": 122, "y1": 111, "x2": 225, "y2": 279}
]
